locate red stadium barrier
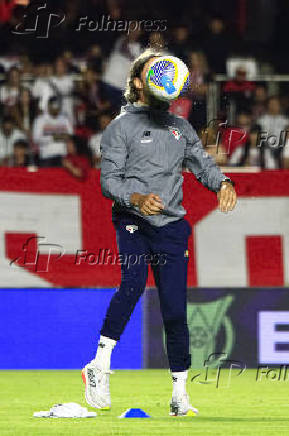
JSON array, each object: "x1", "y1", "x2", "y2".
[{"x1": 1, "y1": 168, "x2": 289, "y2": 287}]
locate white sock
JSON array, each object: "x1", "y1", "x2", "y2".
[
  {"x1": 94, "y1": 335, "x2": 117, "y2": 371},
  {"x1": 172, "y1": 370, "x2": 188, "y2": 399}
]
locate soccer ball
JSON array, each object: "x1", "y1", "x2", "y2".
[{"x1": 146, "y1": 56, "x2": 190, "y2": 101}]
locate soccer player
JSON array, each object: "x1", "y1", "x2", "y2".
[{"x1": 82, "y1": 50, "x2": 237, "y2": 416}]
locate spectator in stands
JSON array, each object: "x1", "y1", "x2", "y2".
[
  {"x1": 75, "y1": 68, "x2": 110, "y2": 132},
  {"x1": 188, "y1": 51, "x2": 210, "y2": 130},
  {"x1": 11, "y1": 87, "x2": 36, "y2": 137},
  {"x1": 86, "y1": 44, "x2": 103, "y2": 74},
  {"x1": 89, "y1": 111, "x2": 113, "y2": 168},
  {"x1": 19, "y1": 55, "x2": 34, "y2": 81},
  {"x1": 201, "y1": 16, "x2": 232, "y2": 74},
  {"x1": 62, "y1": 50, "x2": 81, "y2": 74},
  {"x1": 171, "y1": 51, "x2": 209, "y2": 123},
  {"x1": 32, "y1": 96, "x2": 73, "y2": 167},
  {"x1": 169, "y1": 97, "x2": 192, "y2": 121},
  {"x1": 189, "y1": 51, "x2": 210, "y2": 96},
  {"x1": 148, "y1": 32, "x2": 166, "y2": 51},
  {"x1": 32, "y1": 63, "x2": 56, "y2": 113},
  {"x1": 5, "y1": 139, "x2": 30, "y2": 167},
  {"x1": 62, "y1": 135, "x2": 91, "y2": 180},
  {"x1": 0, "y1": 0, "x2": 15, "y2": 25},
  {"x1": 51, "y1": 56, "x2": 75, "y2": 124},
  {"x1": 283, "y1": 137, "x2": 289, "y2": 169},
  {"x1": 206, "y1": 143, "x2": 227, "y2": 166},
  {"x1": 170, "y1": 24, "x2": 191, "y2": 65},
  {"x1": 251, "y1": 85, "x2": 267, "y2": 122},
  {"x1": 241, "y1": 123, "x2": 282, "y2": 169},
  {"x1": 220, "y1": 113, "x2": 277, "y2": 169},
  {"x1": 256, "y1": 96, "x2": 289, "y2": 169},
  {"x1": 102, "y1": 32, "x2": 142, "y2": 108},
  {"x1": 0, "y1": 115, "x2": 27, "y2": 165},
  {"x1": 0, "y1": 66, "x2": 21, "y2": 113},
  {"x1": 223, "y1": 66, "x2": 256, "y2": 113},
  {"x1": 226, "y1": 113, "x2": 252, "y2": 166},
  {"x1": 200, "y1": 123, "x2": 228, "y2": 166}
]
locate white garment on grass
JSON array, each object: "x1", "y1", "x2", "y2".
[
  {"x1": 33, "y1": 402, "x2": 96, "y2": 418},
  {"x1": 32, "y1": 113, "x2": 73, "y2": 159},
  {"x1": 0, "y1": 128, "x2": 27, "y2": 160}
]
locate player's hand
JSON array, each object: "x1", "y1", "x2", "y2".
[
  {"x1": 130, "y1": 192, "x2": 164, "y2": 215},
  {"x1": 217, "y1": 182, "x2": 237, "y2": 213}
]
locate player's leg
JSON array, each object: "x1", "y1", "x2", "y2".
[
  {"x1": 82, "y1": 214, "x2": 149, "y2": 409},
  {"x1": 151, "y1": 218, "x2": 198, "y2": 416},
  {"x1": 100, "y1": 215, "x2": 149, "y2": 342}
]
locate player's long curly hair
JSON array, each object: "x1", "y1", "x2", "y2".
[{"x1": 124, "y1": 49, "x2": 163, "y2": 104}]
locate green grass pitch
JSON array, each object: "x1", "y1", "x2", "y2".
[{"x1": 0, "y1": 369, "x2": 289, "y2": 435}]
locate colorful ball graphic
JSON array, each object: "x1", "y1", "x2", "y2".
[{"x1": 146, "y1": 56, "x2": 190, "y2": 101}]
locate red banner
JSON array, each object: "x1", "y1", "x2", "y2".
[{"x1": 1, "y1": 168, "x2": 289, "y2": 287}]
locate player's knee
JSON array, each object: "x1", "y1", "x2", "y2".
[
  {"x1": 118, "y1": 278, "x2": 146, "y2": 300},
  {"x1": 121, "y1": 268, "x2": 147, "y2": 288}
]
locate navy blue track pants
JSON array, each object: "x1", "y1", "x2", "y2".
[{"x1": 101, "y1": 212, "x2": 192, "y2": 372}]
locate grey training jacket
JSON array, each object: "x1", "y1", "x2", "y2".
[{"x1": 100, "y1": 103, "x2": 227, "y2": 227}]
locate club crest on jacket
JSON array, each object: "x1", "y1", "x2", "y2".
[{"x1": 168, "y1": 126, "x2": 181, "y2": 140}]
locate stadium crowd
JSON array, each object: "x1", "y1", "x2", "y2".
[{"x1": 0, "y1": 0, "x2": 289, "y2": 177}]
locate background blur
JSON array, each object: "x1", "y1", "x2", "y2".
[{"x1": 1, "y1": 0, "x2": 289, "y2": 371}]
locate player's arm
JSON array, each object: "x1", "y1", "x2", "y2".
[
  {"x1": 183, "y1": 122, "x2": 237, "y2": 213},
  {"x1": 100, "y1": 121, "x2": 163, "y2": 214}
]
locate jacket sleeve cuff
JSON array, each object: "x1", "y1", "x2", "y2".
[{"x1": 216, "y1": 176, "x2": 234, "y2": 191}]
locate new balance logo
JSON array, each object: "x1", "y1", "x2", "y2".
[
  {"x1": 87, "y1": 369, "x2": 96, "y2": 387},
  {"x1": 141, "y1": 130, "x2": 152, "y2": 143}
]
